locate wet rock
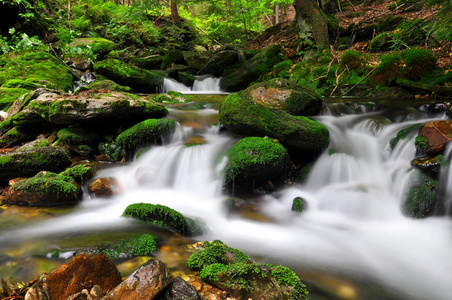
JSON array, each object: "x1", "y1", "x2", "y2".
[
  {"x1": 129, "y1": 56, "x2": 164, "y2": 70},
  {"x1": 156, "y1": 276, "x2": 202, "y2": 300},
  {"x1": 89, "y1": 178, "x2": 120, "y2": 198},
  {"x1": 95, "y1": 59, "x2": 166, "y2": 93},
  {"x1": 292, "y1": 197, "x2": 308, "y2": 213},
  {"x1": 223, "y1": 137, "x2": 290, "y2": 196},
  {"x1": 105, "y1": 259, "x2": 172, "y2": 300},
  {"x1": 0, "y1": 147, "x2": 72, "y2": 183},
  {"x1": 219, "y1": 91, "x2": 329, "y2": 157},
  {"x1": 182, "y1": 51, "x2": 208, "y2": 71},
  {"x1": 67, "y1": 289, "x2": 90, "y2": 300},
  {"x1": 43, "y1": 253, "x2": 122, "y2": 300},
  {"x1": 1, "y1": 171, "x2": 81, "y2": 206},
  {"x1": 90, "y1": 285, "x2": 104, "y2": 298},
  {"x1": 24, "y1": 283, "x2": 51, "y2": 300},
  {"x1": 198, "y1": 50, "x2": 238, "y2": 76},
  {"x1": 244, "y1": 78, "x2": 323, "y2": 116},
  {"x1": 418, "y1": 120, "x2": 452, "y2": 155},
  {"x1": 220, "y1": 44, "x2": 283, "y2": 92},
  {"x1": 403, "y1": 184, "x2": 436, "y2": 218},
  {"x1": 411, "y1": 156, "x2": 442, "y2": 179}
]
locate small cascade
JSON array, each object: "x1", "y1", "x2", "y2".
[
  {"x1": 440, "y1": 143, "x2": 452, "y2": 214},
  {"x1": 162, "y1": 76, "x2": 224, "y2": 94},
  {"x1": 73, "y1": 72, "x2": 97, "y2": 92}
]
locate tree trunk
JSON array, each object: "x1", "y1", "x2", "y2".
[
  {"x1": 275, "y1": 2, "x2": 280, "y2": 24},
  {"x1": 171, "y1": 0, "x2": 180, "y2": 24},
  {"x1": 294, "y1": 0, "x2": 330, "y2": 48}
]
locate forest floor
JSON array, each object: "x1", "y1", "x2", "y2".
[{"x1": 249, "y1": 0, "x2": 451, "y2": 68}]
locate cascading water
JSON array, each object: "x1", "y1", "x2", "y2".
[
  {"x1": 1, "y1": 101, "x2": 452, "y2": 299},
  {"x1": 162, "y1": 75, "x2": 224, "y2": 94}
]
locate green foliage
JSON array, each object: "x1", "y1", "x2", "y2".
[
  {"x1": 340, "y1": 50, "x2": 367, "y2": 71},
  {"x1": 427, "y1": 0, "x2": 452, "y2": 42},
  {"x1": 389, "y1": 123, "x2": 424, "y2": 150},
  {"x1": 271, "y1": 265, "x2": 310, "y2": 300},
  {"x1": 0, "y1": 28, "x2": 43, "y2": 55}
]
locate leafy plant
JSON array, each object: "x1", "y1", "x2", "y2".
[{"x1": 0, "y1": 28, "x2": 43, "y2": 54}]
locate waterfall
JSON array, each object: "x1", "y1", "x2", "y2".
[
  {"x1": 1, "y1": 105, "x2": 452, "y2": 299},
  {"x1": 161, "y1": 76, "x2": 224, "y2": 94}
]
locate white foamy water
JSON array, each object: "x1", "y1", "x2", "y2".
[
  {"x1": 1, "y1": 106, "x2": 452, "y2": 299},
  {"x1": 162, "y1": 76, "x2": 225, "y2": 94}
]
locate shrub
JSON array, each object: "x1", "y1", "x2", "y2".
[{"x1": 340, "y1": 50, "x2": 367, "y2": 70}]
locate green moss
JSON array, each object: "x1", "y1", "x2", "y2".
[
  {"x1": 76, "y1": 78, "x2": 134, "y2": 94},
  {"x1": 415, "y1": 135, "x2": 429, "y2": 150},
  {"x1": 340, "y1": 50, "x2": 367, "y2": 71},
  {"x1": 98, "y1": 141, "x2": 127, "y2": 162},
  {"x1": 11, "y1": 171, "x2": 77, "y2": 197},
  {"x1": 103, "y1": 234, "x2": 158, "y2": 260},
  {"x1": 292, "y1": 197, "x2": 306, "y2": 213},
  {"x1": 0, "y1": 156, "x2": 12, "y2": 167},
  {"x1": 69, "y1": 38, "x2": 115, "y2": 56},
  {"x1": 57, "y1": 127, "x2": 100, "y2": 145},
  {"x1": 115, "y1": 118, "x2": 177, "y2": 156},
  {"x1": 271, "y1": 265, "x2": 309, "y2": 300},
  {"x1": 403, "y1": 185, "x2": 436, "y2": 218},
  {"x1": 123, "y1": 203, "x2": 201, "y2": 236},
  {"x1": 389, "y1": 123, "x2": 424, "y2": 150},
  {"x1": 0, "y1": 87, "x2": 29, "y2": 110},
  {"x1": 60, "y1": 164, "x2": 94, "y2": 184}
]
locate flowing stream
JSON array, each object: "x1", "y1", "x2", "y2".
[{"x1": 1, "y1": 98, "x2": 452, "y2": 299}]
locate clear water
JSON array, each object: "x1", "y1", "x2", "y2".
[{"x1": 1, "y1": 99, "x2": 452, "y2": 300}]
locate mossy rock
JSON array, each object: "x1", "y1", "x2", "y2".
[
  {"x1": 176, "y1": 71, "x2": 195, "y2": 87},
  {"x1": 182, "y1": 51, "x2": 208, "y2": 71},
  {"x1": 389, "y1": 123, "x2": 424, "y2": 150},
  {"x1": 403, "y1": 184, "x2": 436, "y2": 218},
  {"x1": 102, "y1": 234, "x2": 158, "y2": 260},
  {"x1": 242, "y1": 78, "x2": 323, "y2": 116},
  {"x1": 57, "y1": 127, "x2": 101, "y2": 145},
  {"x1": 188, "y1": 241, "x2": 309, "y2": 300},
  {"x1": 129, "y1": 56, "x2": 164, "y2": 70},
  {"x1": 0, "y1": 87, "x2": 29, "y2": 110},
  {"x1": 116, "y1": 118, "x2": 177, "y2": 157},
  {"x1": 60, "y1": 164, "x2": 94, "y2": 184},
  {"x1": 1, "y1": 171, "x2": 80, "y2": 206},
  {"x1": 161, "y1": 50, "x2": 186, "y2": 70},
  {"x1": 0, "y1": 49, "x2": 73, "y2": 92},
  {"x1": 220, "y1": 44, "x2": 284, "y2": 92},
  {"x1": 223, "y1": 137, "x2": 290, "y2": 196},
  {"x1": 123, "y1": 203, "x2": 203, "y2": 236},
  {"x1": 94, "y1": 59, "x2": 166, "y2": 93},
  {"x1": 76, "y1": 78, "x2": 134, "y2": 94},
  {"x1": 0, "y1": 147, "x2": 72, "y2": 183},
  {"x1": 198, "y1": 50, "x2": 239, "y2": 76},
  {"x1": 219, "y1": 93, "x2": 330, "y2": 157},
  {"x1": 0, "y1": 126, "x2": 35, "y2": 148},
  {"x1": 69, "y1": 38, "x2": 115, "y2": 56},
  {"x1": 98, "y1": 141, "x2": 127, "y2": 162}
]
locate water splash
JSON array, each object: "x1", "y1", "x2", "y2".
[{"x1": 162, "y1": 76, "x2": 225, "y2": 94}]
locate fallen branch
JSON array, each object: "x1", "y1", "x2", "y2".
[
  {"x1": 342, "y1": 68, "x2": 376, "y2": 96},
  {"x1": 330, "y1": 68, "x2": 346, "y2": 97}
]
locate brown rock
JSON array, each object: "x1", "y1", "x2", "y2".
[
  {"x1": 106, "y1": 259, "x2": 172, "y2": 300},
  {"x1": 43, "y1": 253, "x2": 122, "y2": 300},
  {"x1": 89, "y1": 178, "x2": 120, "y2": 197},
  {"x1": 419, "y1": 120, "x2": 452, "y2": 154},
  {"x1": 157, "y1": 276, "x2": 202, "y2": 300}
]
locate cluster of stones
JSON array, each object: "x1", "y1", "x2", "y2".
[{"x1": 392, "y1": 120, "x2": 452, "y2": 218}]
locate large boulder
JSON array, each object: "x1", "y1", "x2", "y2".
[
  {"x1": 0, "y1": 49, "x2": 74, "y2": 110},
  {"x1": 43, "y1": 253, "x2": 122, "y2": 300},
  {"x1": 0, "y1": 147, "x2": 72, "y2": 183},
  {"x1": 198, "y1": 50, "x2": 239, "y2": 76},
  {"x1": 106, "y1": 259, "x2": 172, "y2": 300},
  {"x1": 0, "y1": 171, "x2": 80, "y2": 206},
  {"x1": 220, "y1": 44, "x2": 283, "y2": 92},
  {"x1": 219, "y1": 93, "x2": 330, "y2": 157},
  {"x1": 69, "y1": 38, "x2": 115, "y2": 57},
  {"x1": 418, "y1": 120, "x2": 452, "y2": 155},
  {"x1": 182, "y1": 51, "x2": 208, "y2": 71},
  {"x1": 223, "y1": 137, "x2": 290, "y2": 196},
  {"x1": 243, "y1": 78, "x2": 323, "y2": 116},
  {"x1": 94, "y1": 59, "x2": 166, "y2": 93},
  {"x1": 129, "y1": 56, "x2": 164, "y2": 70}
]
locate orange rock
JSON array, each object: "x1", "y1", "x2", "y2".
[
  {"x1": 43, "y1": 253, "x2": 122, "y2": 300},
  {"x1": 419, "y1": 120, "x2": 452, "y2": 154},
  {"x1": 89, "y1": 177, "x2": 120, "y2": 197}
]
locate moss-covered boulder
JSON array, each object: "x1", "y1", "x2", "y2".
[
  {"x1": 0, "y1": 147, "x2": 72, "y2": 182},
  {"x1": 75, "y1": 77, "x2": 134, "y2": 94},
  {"x1": 129, "y1": 56, "x2": 164, "y2": 70},
  {"x1": 0, "y1": 171, "x2": 80, "y2": 206},
  {"x1": 176, "y1": 71, "x2": 195, "y2": 87},
  {"x1": 219, "y1": 93, "x2": 330, "y2": 157},
  {"x1": 182, "y1": 51, "x2": 208, "y2": 71},
  {"x1": 198, "y1": 50, "x2": 239, "y2": 76},
  {"x1": 0, "y1": 87, "x2": 29, "y2": 111},
  {"x1": 115, "y1": 118, "x2": 177, "y2": 156},
  {"x1": 223, "y1": 137, "x2": 290, "y2": 196},
  {"x1": 69, "y1": 38, "x2": 115, "y2": 57},
  {"x1": 0, "y1": 49, "x2": 74, "y2": 93},
  {"x1": 187, "y1": 241, "x2": 309, "y2": 300},
  {"x1": 23, "y1": 91, "x2": 168, "y2": 126},
  {"x1": 161, "y1": 50, "x2": 186, "y2": 70},
  {"x1": 94, "y1": 59, "x2": 166, "y2": 93},
  {"x1": 0, "y1": 126, "x2": 35, "y2": 148},
  {"x1": 57, "y1": 127, "x2": 100, "y2": 145},
  {"x1": 403, "y1": 184, "x2": 436, "y2": 218},
  {"x1": 102, "y1": 234, "x2": 158, "y2": 260},
  {"x1": 123, "y1": 203, "x2": 203, "y2": 236},
  {"x1": 243, "y1": 78, "x2": 323, "y2": 116},
  {"x1": 220, "y1": 44, "x2": 283, "y2": 92}
]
